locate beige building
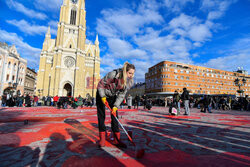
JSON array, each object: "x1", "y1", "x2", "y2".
[
  {"x1": 146, "y1": 61, "x2": 250, "y2": 97},
  {"x1": 37, "y1": 0, "x2": 100, "y2": 97},
  {"x1": 24, "y1": 67, "x2": 37, "y2": 96},
  {"x1": 0, "y1": 42, "x2": 27, "y2": 96}
]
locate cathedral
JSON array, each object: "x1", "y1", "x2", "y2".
[{"x1": 36, "y1": 0, "x2": 100, "y2": 97}]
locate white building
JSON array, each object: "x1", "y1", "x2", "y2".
[{"x1": 0, "y1": 42, "x2": 27, "y2": 96}]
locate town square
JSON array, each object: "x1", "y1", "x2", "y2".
[{"x1": 0, "y1": 0, "x2": 249, "y2": 166}]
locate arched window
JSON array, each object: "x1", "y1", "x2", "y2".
[
  {"x1": 70, "y1": 9, "x2": 77, "y2": 25},
  {"x1": 14, "y1": 63, "x2": 16, "y2": 70},
  {"x1": 69, "y1": 44, "x2": 72, "y2": 48},
  {"x1": 6, "y1": 75, "x2": 9, "y2": 81},
  {"x1": 8, "y1": 62, "x2": 11, "y2": 68}
]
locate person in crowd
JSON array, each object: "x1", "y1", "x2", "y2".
[
  {"x1": 33, "y1": 96, "x2": 38, "y2": 107},
  {"x1": 127, "y1": 94, "x2": 132, "y2": 109},
  {"x1": 77, "y1": 95, "x2": 84, "y2": 108},
  {"x1": 219, "y1": 97, "x2": 226, "y2": 110},
  {"x1": 1, "y1": 95, "x2": 7, "y2": 107},
  {"x1": 96, "y1": 62, "x2": 135, "y2": 148},
  {"x1": 0, "y1": 96, "x2": 2, "y2": 107},
  {"x1": 164, "y1": 97, "x2": 168, "y2": 107},
  {"x1": 200, "y1": 95, "x2": 212, "y2": 113},
  {"x1": 227, "y1": 96, "x2": 232, "y2": 110},
  {"x1": 72, "y1": 97, "x2": 78, "y2": 109},
  {"x1": 25, "y1": 94, "x2": 31, "y2": 107},
  {"x1": 134, "y1": 94, "x2": 140, "y2": 109},
  {"x1": 6, "y1": 93, "x2": 11, "y2": 107},
  {"x1": 86, "y1": 94, "x2": 92, "y2": 107},
  {"x1": 53, "y1": 95, "x2": 59, "y2": 107},
  {"x1": 243, "y1": 95, "x2": 249, "y2": 111},
  {"x1": 181, "y1": 87, "x2": 190, "y2": 115},
  {"x1": 173, "y1": 90, "x2": 181, "y2": 114},
  {"x1": 142, "y1": 94, "x2": 148, "y2": 109}
]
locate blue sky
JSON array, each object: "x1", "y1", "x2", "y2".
[{"x1": 0, "y1": 0, "x2": 249, "y2": 82}]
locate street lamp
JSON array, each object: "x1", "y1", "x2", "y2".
[{"x1": 234, "y1": 77, "x2": 247, "y2": 97}]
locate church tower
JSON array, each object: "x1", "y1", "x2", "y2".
[{"x1": 37, "y1": 0, "x2": 101, "y2": 97}]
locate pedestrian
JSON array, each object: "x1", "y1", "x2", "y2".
[
  {"x1": 173, "y1": 90, "x2": 181, "y2": 114},
  {"x1": 142, "y1": 94, "x2": 148, "y2": 109},
  {"x1": 77, "y1": 95, "x2": 83, "y2": 108},
  {"x1": 181, "y1": 88, "x2": 190, "y2": 115},
  {"x1": 164, "y1": 97, "x2": 168, "y2": 107},
  {"x1": 2, "y1": 95, "x2": 7, "y2": 107},
  {"x1": 96, "y1": 62, "x2": 135, "y2": 147},
  {"x1": 34, "y1": 96, "x2": 39, "y2": 107},
  {"x1": 127, "y1": 94, "x2": 132, "y2": 109},
  {"x1": 53, "y1": 95, "x2": 59, "y2": 107},
  {"x1": 25, "y1": 94, "x2": 31, "y2": 107},
  {"x1": 134, "y1": 94, "x2": 140, "y2": 109}
]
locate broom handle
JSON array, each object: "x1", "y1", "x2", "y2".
[
  {"x1": 105, "y1": 102, "x2": 136, "y2": 146},
  {"x1": 114, "y1": 116, "x2": 136, "y2": 146}
]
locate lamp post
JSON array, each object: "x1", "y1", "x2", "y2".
[{"x1": 234, "y1": 78, "x2": 247, "y2": 97}]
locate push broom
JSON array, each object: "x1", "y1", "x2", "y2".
[{"x1": 104, "y1": 101, "x2": 145, "y2": 158}]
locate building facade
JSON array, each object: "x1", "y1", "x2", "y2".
[
  {"x1": 0, "y1": 42, "x2": 27, "y2": 96},
  {"x1": 36, "y1": 0, "x2": 100, "y2": 97},
  {"x1": 145, "y1": 61, "x2": 250, "y2": 97},
  {"x1": 24, "y1": 67, "x2": 37, "y2": 96},
  {"x1": 127, "y1": 83, "x2": 145, "y2": 98}
]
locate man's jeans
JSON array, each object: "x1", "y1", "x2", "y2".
[
  {"x1": 184, "y1": 100, "x2": 190, "y2": 115},
  {"x1": 174, "y1": 101, "x2": 181, "y2": 114}
]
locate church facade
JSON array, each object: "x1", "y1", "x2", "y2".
[{"x1": 36, "y1": 0, "x2": 100, "y2": 97}]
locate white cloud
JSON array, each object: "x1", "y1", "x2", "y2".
[
  {"x1": 34, "y1": 0, "x2": 62, "y2": 12},
  {"x1": 205, "y1": 53, "x2": 250, "y2": 72},
  {"x1": 107, "y1": 38, "x2": 147, "y2": 59},
  {"x1": 97, "y1": 1, "x2": 163, "y2": 37},
  {"x1": 188, "y1": 24, "x2": 212, "y2": 42},
  {"x1": 201, "y1": 0, "x2": 238, "y2": 20},
  {"x1": 131, "y1": 59, "x2": 153, "y2": 82},
  {"x1": 6, "y1": 0, "x2": 47, "y2": 20},
  {"x1": 6, "y1": 19, "x2": 57, "y2": 36},
  {"x1": 0, "y1": 29, "x2": 41, "y2": 69},
  {"x1": 97, "y1": 0, "x2": 240, "y2": 82},
  {"x1": 168, "y1": 14, "x2": 212, "y2": 42},
  {"x1": 163, "y1": 0, "x2": 195, "y2": 12},
  {"x1": 204, "y1": 37, "x2": 250, "y2": 72}
]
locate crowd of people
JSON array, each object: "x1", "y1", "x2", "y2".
[
  {"x1": 0, "y1": 90, "x2": 249, "y2": 113},
  {"x1": 130, "y1": 90, "x2": 250, "y2": 114},
  {"x1": 0, "y1": 93, "x2": 95, "y2": 109}
]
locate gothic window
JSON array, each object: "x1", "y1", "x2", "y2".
[
  {"x1": 6, "y1": 75, "x2": 9, "y2": 81},
  {"x1": 69, "y1": 45, "x2": 72, "y2": 48},
  {"x1": 70, "y1": 9, "x2": 77, "y2": 25}
]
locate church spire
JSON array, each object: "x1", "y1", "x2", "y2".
[
  {"x1": 95, "y1": 34, "x2": 99, "y2": 46},
  {"x1": 45, "y1": 26, "x2": 51, "y2": 39}
]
